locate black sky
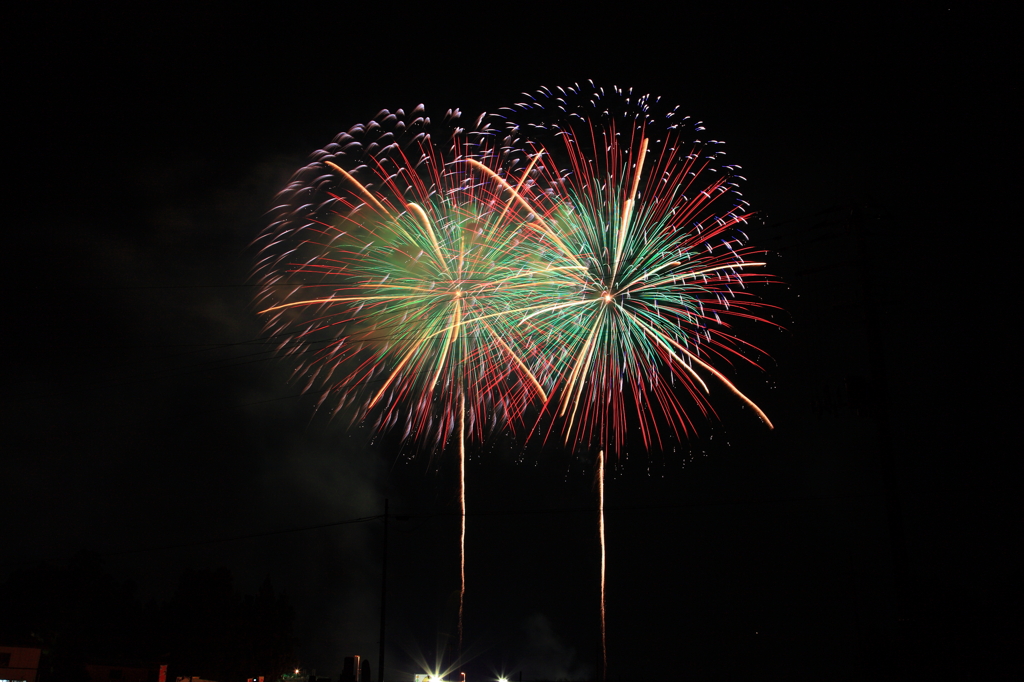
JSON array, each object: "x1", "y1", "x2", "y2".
[{"x1": 5, "y1": 3, "x2": 1019, "y2": 681}]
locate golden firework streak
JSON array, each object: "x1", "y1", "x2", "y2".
[
  {"x1": 463, "y1": 158, "x2": 586, "y2": 272},
  {"x1": 367, "y1": 337, "x2": 426, "y2": 410},
  {"x1": 496, "y1": 152, "x2": 542, "y2": 227},
  {"x1": 612, "y1": 138, "x2": 649, "y2": 283},
  {"x1": 407, "y1": 202, "x2": 450, "y2": 277},
  {"x1": 562, "y1": 307, "x2": 604, "y2": 424},
  {"x1": 428, "y1": 299, "x2": 461, "y2": 394},
  {"x1": 616, "y1": 305, "x2": 711, "y2": 394},
  {"x1": 458, "y1": 390, "x2": 466, "y2": 663},
  {"x1": 625, "y1": 310, "x2": 772, "y2": 428},
  {"x1": 325, "y1": 161, "x2": 393, "y2": 217},
  {"x1": 478, "y1": 318, "x2": 548, "y2": 402},
  {"x1": 259, "y1": 294, "x2": 402, "y2": 315}
]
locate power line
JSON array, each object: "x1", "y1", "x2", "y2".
[
  {"x1": 102, "y1": 491, "x2": 881, "y2": 557},
  {"x1": 105, "y1": 514, "x2": 384, "y2": 557}
]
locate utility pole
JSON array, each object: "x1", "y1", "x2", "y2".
[
  {"x1": 379, "y1": 499, "x2": 389, "y2": 682},
  {"x1": 850, "y1": 206, "x2": 908, "y2": 618}
]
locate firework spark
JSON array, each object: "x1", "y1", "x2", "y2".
[
  {"x1": 490, "y1": 82, "x2": 779, "y2": 677},
  {"x1": 254, "y1": 107, "x2": 552, "y2": 658},
  {"x1": 493, "y1": 84, "x2": 777, "y2": 452}
]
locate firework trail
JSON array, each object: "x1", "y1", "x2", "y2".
[
  {"x1": 598, "y1": 449, "x2": 606, "y2": 676},
  {"x1": 490, "y1": 82, "x2": 779, "y2": 678},
  {"x1": 253, "y1": 107, "x2": 552, "y2": 660}
]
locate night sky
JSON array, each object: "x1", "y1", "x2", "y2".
[{"x1": 5, "y1": 4, "x2": 1019, "y2": 681}]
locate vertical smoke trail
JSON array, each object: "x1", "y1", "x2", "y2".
[
  {"x1": 598, "y1": 449, "x2": 607, "y2": 681},
  {"x1": 458, "y1": 391, "x2": 466, "y2": 665}
]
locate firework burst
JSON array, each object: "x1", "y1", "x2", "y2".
[
  {"x1": 253, "y1": 106, "x2": 552, "y2": 657},
  {"x1": 254, "y1": 107, "x2": 549, "y2": 450},
  {"x1": 489, "y1": 82, "x2": 778, "y2": 452},
  {"x1": 488, "y1": 82, "x2": 780, "y2": 677}
]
